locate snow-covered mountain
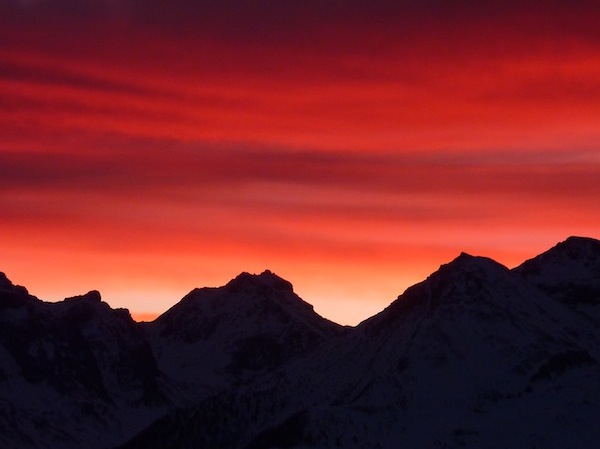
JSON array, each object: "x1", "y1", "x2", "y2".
[
  {"x1": 0, "y1": 277, "x2": 168, "y2": 449},
  {"x1": 0, "y1": 270, "x2": 342, "y2": 448},
  {"x1": 142, "y1": 270, "x2": 343, "y2": 401},
  {"x1": 120, "y1": 244, "x2": 600, "y2": 449},
  {"x1": 515, "y1": 236, "x2": 600, "y2": 321},
  {"x1": 2, "y1": 237, "x2": 600, "y2": 449}
]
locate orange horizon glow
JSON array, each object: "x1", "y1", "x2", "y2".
[{"x1": 1, "y1": 1, "x2": 600, "y2": 325}]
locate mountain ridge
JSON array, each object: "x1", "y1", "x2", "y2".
[
  {"x1": 1, "y1": 235, "x2": 599, "y2": 448},
  {"x1": 142, "y1": 269, "x2": 343, "y2": 402},
  {"x1": 119, "y1": 236, "x2": 600, "y2": 449}
]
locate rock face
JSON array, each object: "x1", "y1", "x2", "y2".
[{"x1": 2, "y1": 237, "x2": 600, "y2": 449}]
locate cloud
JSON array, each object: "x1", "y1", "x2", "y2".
[
  {"x1": 3, "y1": 1, "x2": 600, "y2": 53},
  {"x1": 3, "y1": 0, "x2": 600, "y2": 153},
  {"x1": 1, "y1": 142, "x2": 598, "y2": 226},
  {"x1": 2, "y1": 0, "x2": 600, "y2": 324}
]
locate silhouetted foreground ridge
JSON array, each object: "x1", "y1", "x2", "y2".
[{"x1": 1, "y1": 237, "x2": 599, "y2": 448}]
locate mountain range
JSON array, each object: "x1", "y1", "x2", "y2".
[{"x1": 1, "y1": 236, "x2": 599, "y2": 448}]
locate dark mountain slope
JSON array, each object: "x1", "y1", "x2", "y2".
[
  {"x1": 514, "y1": 236, "x2": 600, "y2": 321},
  {"x1": 3, "y1": 237, "x2": 600, "y2": 449},
  {"x1": 143, "y1": 270, "x2": 344, "y2": 400},
  {"x1": 121, "y1": 251, "x2": 600, "y2": 449},
  {"x1": 0, "y1": 269, "x2": 344, "y2": 449},
  {"x1": 0, "y1": 274, "x2": 168, "y2": 449}
]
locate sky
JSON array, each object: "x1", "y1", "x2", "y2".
[{"x1": 1, "y1": 0, "x2": 599, "y2": 325}]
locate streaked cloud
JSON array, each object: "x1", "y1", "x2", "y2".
[{"x1": 1, "y1": 1, "x2": 599, "y2": 324}]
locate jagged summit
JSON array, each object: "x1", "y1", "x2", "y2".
[
  {"x1": 122, "y1": 239, "x2": 600, "y2": 449},
  {"x1": 3, "y1": 236, "x2": 600, "y2": 449},
  {"x1": 0, "y1": 271, "x2": 12, "y2": 289},
  {"x1": 145, "y1": 270, "x2": 342, "y2": 392},
  {"x1": 164, "y1": 270, "x2": 304, "y2": 319},
  {"x1": 0, "y1": 271, "x2": 36, "y2": 308},
  {"x1": 54, "y1": 290, "x2": 137, "y2": 325},
  {"x1": 152, "y1": 269, "x2": 335, "y2": 335},
  {"x1": 225, "y1": 269, "x2": 294, "y2": 294},
  {"x1": 64, "y1": 290, "x2": 102, "y2": 303},
  {"x1": 0, "y1": 271, "x2": 29, "y2": 294}
]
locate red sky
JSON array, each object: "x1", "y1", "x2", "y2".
[{"x1": 1, "y1": 1, "x2": 599, "y2": 325}]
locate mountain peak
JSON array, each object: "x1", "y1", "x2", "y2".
[
  {"x1": 439, "y1": 252, "x2": 508, "y2": 277},
  {"x1": 0, "y1": 271, "x2": 35, "y2": 307},
  {"x1": 152, "y1": 269, "x2": 329, "y2": 342},
  {"x1": 225, "y1": 270, "x2": 294, "y2": 294},
  {"x1": 515, "y1": 236, "x2": 600, "y2": 274},
  {"x1": 64, "y1": 290, "x2": 102, "y2": 303},
  {"x1": 565, "y1": 235, "x2": 600, "y2": 244},
  {"x1": 362, "y1": 252, "x2": 517, "y2": 332},
  {"x1": 421, "y1": 253, "x2": 512, "y2": 302},
  {"x1": 555, "y1": 235, "x2": 600, "y2": 257},
  {"x1": 0, "y1": 271, "x2": 30, "y2": 293},
  {"x1": 453, "y1": 251, "x2": 482, "y2": 264},
  {"x1": 514, "y1": 236, "x2": 600, "y2": 307},
  {"x1": 0, "y1": 271, "x2": 13, "y2": 290}
]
